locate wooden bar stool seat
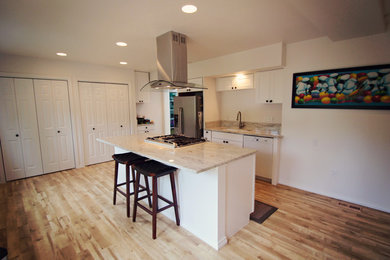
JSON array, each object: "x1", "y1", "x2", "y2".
[
  {"x1": 112, "y1": 152, "x2": 152, "y2": 218},
  {"x1": 132, "y1": 160, "x2": 180, "y2": 239}
]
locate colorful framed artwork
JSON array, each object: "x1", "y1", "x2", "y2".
[{"x1": 291, "y1": 64, "x2": 390, "y2": 109}]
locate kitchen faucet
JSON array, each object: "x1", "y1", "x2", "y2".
[{"x1": 236, "y1": 111, "x2": 244, "y2": 129}]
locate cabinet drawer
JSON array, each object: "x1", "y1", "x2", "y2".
[
  {"x1": 204, "y1": 130, "x2": 212, "y2": 141},
  {"x1": 212, "y1": 131, "x2": 243, "y2": 142},
  {"x1": 137, "y1": 125, "x2": 155, "y2": 131},
  {"x1": 243, "y1": 135, "x2": 273, "y2": 144}
]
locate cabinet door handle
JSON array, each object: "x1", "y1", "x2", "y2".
[
  {"x1": 120, "y1": 125, "x2": 123, "y2": 127},
  {"x1": 270, "y1": 100, "x2": 273, "y2": 103},
  {"x1": 16, "y1": 134, "x2": 19, "y2": 137},
  {"x1": 226, "y1": 141, "x2": 229, "y2": 143},
  {"x1": 266, "y1": 100, "x2": 269, "y2": 103},
  {"x1": 57, "y1": 130, "x2": 61, "y2": 133},
  {"x1": 92, "y1": 128, "x2": 95, "y2": 130}
]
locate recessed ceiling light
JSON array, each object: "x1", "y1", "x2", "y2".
[
  {"x1": 56, "y1": 52, "x2": 67, "y2": 56},
  {"x1": 182, "y1": 5, "x2": 197, "y2": 14},
  {"x1": 116, "y1": 42, "x2": 127, "y2": 47},
  {"x1": 120, "y1": 61, "x2": 127, "y2": 65}
]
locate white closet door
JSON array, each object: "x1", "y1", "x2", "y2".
[
  {"x1": 34, "y1": 79, "x2": 60, "y2": 173},
  {"x1": 34, "y1": 79, "x2": 75, "y2": 173},
  {"x1": 52, "y1": 80, "x2": 75, "y2": 171},
  {"x1": 14, "y1": 79, "x2": 43, "y2": 177},
  {"x1": 106, "y1": 84, "x2": 129, "y2": 137},
  {"x1": 79, "y1": 82, "x2": 110, "y2": 165},
  {"x1": 117, "y1": 84, "x2": 130, "y2": 136},
  {"x1": 0, "y1": 78, "x2": 25, "y2": 180}
]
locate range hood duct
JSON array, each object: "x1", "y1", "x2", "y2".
[{"x1": 141, "y1": 31, "x2": 206, "y2": 91}]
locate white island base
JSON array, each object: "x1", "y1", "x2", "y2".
[{"x1": 114, "y1": 146, "x2": 255, "y2": 250}]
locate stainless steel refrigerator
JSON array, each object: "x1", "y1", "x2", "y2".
[{"x1": 173, "y1": 95, "x2": 203, "y2": 138}]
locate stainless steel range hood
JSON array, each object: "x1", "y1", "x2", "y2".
[{"x1": 141, "y1": 31, "x2": 206, "y2": 91}]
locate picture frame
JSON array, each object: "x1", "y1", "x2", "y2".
[{"x1": 291, "y1": 64, "x2": 390, "y2": 110}]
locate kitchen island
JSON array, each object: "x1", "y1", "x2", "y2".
[{"x1": 98, "y1": 134, "x2": 256, "y2": 250}]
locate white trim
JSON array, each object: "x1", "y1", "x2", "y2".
[
  {"x1": 217, "y1": 237, "x2": 228, "y2": 249},
  {"x1": 0, "y1": 142, "x2": 5, "y2": 183}
]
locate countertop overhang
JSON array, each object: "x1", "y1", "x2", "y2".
[{"x1": 98, "y1": 134, "x2": 256, "y2": 173}]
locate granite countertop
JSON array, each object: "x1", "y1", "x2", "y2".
[
  {"x1": 98, "y1": 134, "x2": 256, "y2": 173},
  {"x1": 205, "y1": 126, "x2": 282, "y2": 138}
]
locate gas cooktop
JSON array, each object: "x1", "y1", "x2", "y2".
[{"x1": 145, "y1": 134, "x2": 206, "y2": 148}]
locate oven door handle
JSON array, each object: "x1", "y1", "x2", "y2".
[{"x1": 178, "y1": 107, "x2": 184, "y2": 134}]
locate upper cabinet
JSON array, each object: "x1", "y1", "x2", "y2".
[
  {"x1": 216, "y1": 74, "x2": 254, "y2": 91},
  {"x1": 255, "y1": 70, "x2": 283, "y2": 104},
  {"x1": 177, "y1": 77, "x2": 204, "y2": 93},
  {"x1": 135, "y1": 71, "x2": 150, "y2": 103}
]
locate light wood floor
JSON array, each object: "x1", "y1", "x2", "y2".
[{"x1": 1, "y1": 162, "x2": 390, "y2": 259}]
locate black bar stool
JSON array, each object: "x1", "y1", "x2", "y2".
[
  {"x1": 112, "y1": 152, "x2": 152, "y2": 217},
  {"x1": 132, "y1": 160, "x2": 180, "y2": 239}
]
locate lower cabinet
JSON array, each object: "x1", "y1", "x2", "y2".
[
  {"x1": 211, "y1": 131, "x2": 243, "y2": 147},
  {"x1": 137, "y1": 125, "x2": 155, "y2": 134},
  {"x1": 204, "y1": 130, "x2": 212, "y2": 141},
  {"x1": 243, "y1": 135, "x2": 273, "y2": 180},
  {"x1": 208, "y1": 130, "x2": 278, "y2": 184}
]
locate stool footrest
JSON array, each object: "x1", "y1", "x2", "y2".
[{"x1": 115, "y1": 185, "x2": 149, "y2": 197}]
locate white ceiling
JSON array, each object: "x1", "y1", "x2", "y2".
[{"x1": 0, "y1": 0, "x2": 388, "y2": 71}]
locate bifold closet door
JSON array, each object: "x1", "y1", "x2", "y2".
[
  {"x1": 0, "y1": 78, "x2": 43, "y2": 180},
  {"x1": 79, "y1": 82, "x2": 111, "y2": 165},
  {"x1": 34, "y1": 79, "x2": 75, "y2": 173},
  {"x1": 106, "y1": 83, "x2": 130, "y2": 137}
]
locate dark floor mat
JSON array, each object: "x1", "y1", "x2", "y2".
[{"x1": 250, "y1": 200, "x2": 278, "y2": 224}]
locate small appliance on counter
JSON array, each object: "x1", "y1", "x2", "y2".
[{"x1": 137, "y1": 116, "x2": 152, "y2": 124}]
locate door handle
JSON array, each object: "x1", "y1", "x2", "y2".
[
  {"x1": 178, "y1": 107, "x2": 184, "y2": 135},
  {"x1": 57, "y1": 130, "x2": 61, "y2": 133},
  {"x1": 120, "y1": 125, "x2": 123, "y2": 128},
  {"x1": 16, "y1": 134, "x2": 19, "y2": 137},
  {"x1": 92, "y1": 127, "x2": 95, "y2": 130}
]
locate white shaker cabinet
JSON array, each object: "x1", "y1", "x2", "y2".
[
  {"x1": 216, "y1": 74, "x2": 253, "y2": 91},
  {"x1": 211, "y1": 131, "x2": 243, "y2": 147},
  {"x1": 34, "y1": 79, "x2": 75, "y2": 174},
  {"x1": 135, "y1": 71, "x2": 150, "y2": 103},
  {"x1": 137, "y1": 124, "x2": 155, "y2": 134},
  {"x1": 177, "y1": 77, "x2": 204, "y2": 93},
  {"x1": 204, "y1": 130, "x2": 212, "y2": 141},
  {"x1": 0, "y1": 78, "x2": 43, "y2": 180},
  {"x1": 255, "y1": 70, "x2": 283, "y2": 104},
  {"x1": 243, "y1": 136, "x2": 273, "y2": 180}
]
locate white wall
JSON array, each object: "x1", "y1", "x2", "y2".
[
  {"x1": 279, "y1": 33, "x2": 390, "y2": 212},
  {"x1": 218, "y1": 90, "x2": 282, "y2": 123},
  {"x1": 203, "y1": 77, "x2": 220, "y2": 123},
  {"x1": 188, "y1": 42, "x2": 284, "y2": 78},
  {"x1": 0, "y1": 53, "x2": 137, "y2": 168}
]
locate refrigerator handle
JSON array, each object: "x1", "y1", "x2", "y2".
[
  {"x1": 178, "y1": 107, "x2": 184, "y2": 134},
  {"x1": 198, "y1": 111, "x2": 203, "y2": 131}
]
